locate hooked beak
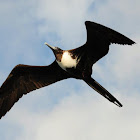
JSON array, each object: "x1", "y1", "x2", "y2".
[{"x1": 44, "y1": 42, "x2": 56, "y2": 50}]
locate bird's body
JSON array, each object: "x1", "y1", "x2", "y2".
[
  {"x1": 56, "y1": 51, "x2": 80, "y2": 70},
  {"x1": 0, "y1": 21, "x2": 135, "y2": 119}
]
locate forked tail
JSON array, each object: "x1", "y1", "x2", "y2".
[{"x1": 84, "y1": 77, "x2": 122, "y2": 107}]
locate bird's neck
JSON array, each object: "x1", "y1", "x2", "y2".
[{"x1": 55, "y1": 51, "x2": 63, "y2": 62}]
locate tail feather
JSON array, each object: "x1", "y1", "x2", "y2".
[{"x1": 84, "y1": 78, "x2": 123, "y2": 107}]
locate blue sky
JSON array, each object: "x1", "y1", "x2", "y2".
[{"x1": 0, "y1": 0, "x2": 140, "y2": 140}]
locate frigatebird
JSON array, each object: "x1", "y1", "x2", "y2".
[{"x1": 0, "y1": 21, "x2": 135, "y2": 119}]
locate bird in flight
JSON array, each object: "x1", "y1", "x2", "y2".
[{"x1": 0, "y1": 21, "x2": 135, "y2": 119}]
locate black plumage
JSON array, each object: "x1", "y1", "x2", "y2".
[{"x1": 0, "y1": 21, "x2": 135, "y2": 119}]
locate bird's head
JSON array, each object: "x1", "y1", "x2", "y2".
[{"x1": 44, "y1": 42, "x2": 63, "y2": 61}]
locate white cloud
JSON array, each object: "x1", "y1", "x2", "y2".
[
  {"x1": 0, "y1": 0, "x2": 140, "y2": 140},
  {"x1": 36, "y1": 0, "x2": 95, "y2": 48},
  {"x1": 112, "y1": 43, "x2": 140, "y2": 84},
  {"x1": 0, "y1": 0, "x2": 42, "y2": 67},
  {"x1": 93, "y1": 38, "x2": 140, "y2": 91},
  {"x1": 4, "y1": 90, "x2": 140, "y2": 140}
]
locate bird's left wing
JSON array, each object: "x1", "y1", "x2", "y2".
[{"x1": 0, "y1": 61, "x2": 70, "y2": 119}]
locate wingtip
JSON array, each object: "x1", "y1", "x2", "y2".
[
  {"x1": 85, "y1": 21, "x2": 91, "y2": 26},
  {"x1": 131, "y1": 40, "x2": 136, "y2": 45},
  {"x1": 84, "y1": 21, "x2": 136, "y2": 46},
  {"x1": 126, "y1": 39, "x2": 136, "y2": 45},
  {"x1": 85, "y1": 21, "x2": 89, "y2": 24}
]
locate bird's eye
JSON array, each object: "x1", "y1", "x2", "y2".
[{"x1": 56, "y1": 47, "x2": 61, "y2": 51}]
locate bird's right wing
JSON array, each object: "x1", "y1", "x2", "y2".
[
  {"x1": 0, "y1": 61, "x2": 70, "y2": 119},
  {"x1": 84, "y1": 21, "x2": 135, "y2": 64},
  {"x1": 85, "y1": 21, "x2": 135, "y2": 46},
  {"x1": 69, "y1": 21, "x2": 135, "y2": 67}
]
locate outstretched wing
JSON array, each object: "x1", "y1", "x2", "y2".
[
  {"x1": 0, "y1": 61, "x2": 70, "y2": 119},
  {"x1": 85, "y1": 21, "x2": 135, "y2": 64}
]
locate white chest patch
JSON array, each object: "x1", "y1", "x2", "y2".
[{"x1": 56, "y1": 51, "x2": 79, "y2": 70}]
